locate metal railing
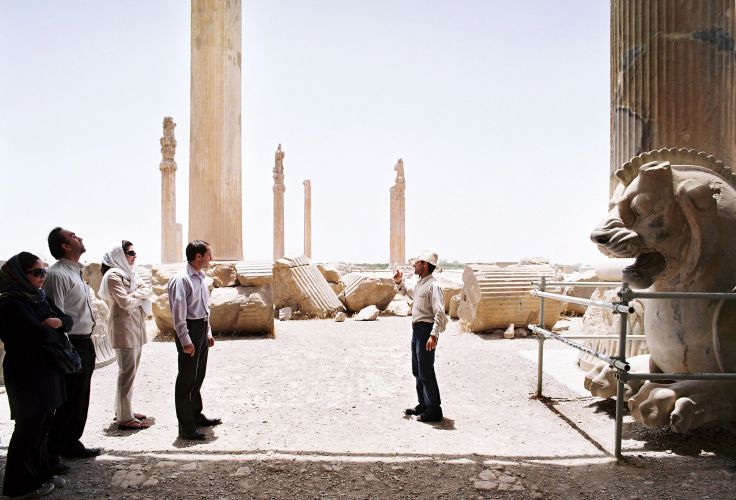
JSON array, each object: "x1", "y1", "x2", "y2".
[{"x1": 527, "y1": 276, "x2": 736, "y2": 459}]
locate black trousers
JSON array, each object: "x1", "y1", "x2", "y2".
[
  {"x1": 3, "y1": 410, "x2": 54, "y2": 496},
  {"x1": 48, "y1": 336, "x2": 95, "y2": 457},
  {"x1": 174, "y1": 319, "x2": 209, "y2": 434},
  {"x1": 411, "y1": 322, "x2": 441, "y2": 409}
]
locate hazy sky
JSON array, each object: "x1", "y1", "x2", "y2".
[{"x1": 0, "y1": 0, "x2": 610, "y2": 266}]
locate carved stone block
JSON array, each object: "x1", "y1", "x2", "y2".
[
  {"x1": 339, "y1": 272, "x2": 396, "y2": 312},
  {"x1": 273, "y1": 255, "x2": 344, "y2": 317},
  {"x1": 457, "y1": 263, "x2": 563, "y2": 333}
]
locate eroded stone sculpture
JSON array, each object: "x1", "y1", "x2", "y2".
[
  {"x1": 389, "y1": 159, "x2": 406, "y2": 265},
  {"x1": 160, "y1": 116, "x2": 182, "y2": 263},
  {"x1": 588, "y1": 148, "x2": 736, "y2": 432}
]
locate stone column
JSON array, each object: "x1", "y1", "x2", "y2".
[
  {"x1": 611, "y1": 0, "x2": 736, "y2": 194},
  {"x1": 389, "y1": 159, "x2": 406, "y2": 265},
  {"x1": 159, "y1": 117, "x2": 178, "y2": 264},
  {"x1": 175, "y1": 223, "x2": 183, "y2": 262},
  {"x1": 303, "y1": 180, "x2": 312, "y2": 259},
  {"x1": 188, "y1": 0, "x2": 243, "y2": 259},
  {"x1": 273, "y1": 144, "x2": 285, "y2": 262}
]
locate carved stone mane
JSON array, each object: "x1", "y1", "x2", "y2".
[{"x1": 615, "y1": 148, "x2": 735, "y2": 189}]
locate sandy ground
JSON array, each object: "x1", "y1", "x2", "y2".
[{"x1": 2, "y1": 316, "x2": 736, "y2": 499}]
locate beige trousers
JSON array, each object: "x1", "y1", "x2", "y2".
[{"x1": 114, "y1": 347, "x2": 143, "y2": 422}]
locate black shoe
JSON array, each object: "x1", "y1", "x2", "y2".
[
  {"x1": 196, "y1": 416, "x2": 222, "y2": 427},
  {"x1": 60, "y1": 446, "x2": 101, "y2": 459},
  {"x1": 49, "y1": 459, "x2": 70, "y2": 475},
  {"x1": 179, "y1": 429, "x2": 206, "y2": 441},
  {"x1": 417, "y1": 407, "x2": 443, "y2": 422},
  {"x1": 404, "y1": 404, "x2": 426, "y2": 416}
]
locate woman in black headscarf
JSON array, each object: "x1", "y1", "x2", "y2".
[{"x1": 0, "y1": 252, "x2": 73, "y2": 498}]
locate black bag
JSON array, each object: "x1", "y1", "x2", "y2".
[{"x1": 43, "y1": 336, "x2": 82, "y2": 374}]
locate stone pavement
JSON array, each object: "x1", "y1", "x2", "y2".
[{"x1": 1, "y1": 316, "x2": 735, "y2": 498}]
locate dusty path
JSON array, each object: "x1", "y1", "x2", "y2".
[{"x1": 1, "y1": 316, "x2": 736, "y2": 499}]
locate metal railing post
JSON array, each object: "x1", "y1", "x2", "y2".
[
  {"x1": 536, "y1": 334, "x2": 545, "y2": 398},
  {"x1": 536, "y1": 277, "x2": 546, "y2": 397},
  {"x1": 614, "y1": 281, "x2": 629, "y2": 460}
]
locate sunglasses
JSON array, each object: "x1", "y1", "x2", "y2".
[
  {"x1": 27, "y1": 268, "x2": 48, "y2": 278},
  {"x1": 125, "y1": 251, "x2": 137, "y2": 257}
]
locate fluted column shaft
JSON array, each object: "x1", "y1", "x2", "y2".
[
  {"x1": 611, "y1": 0, "x2": 736, "y2": 194},
  {"x1": 189, "y1": 0, "x2": 243, "y2": 259},
  {"x1": 303, "y1": 180, "x2": 312, "y2": 259}
]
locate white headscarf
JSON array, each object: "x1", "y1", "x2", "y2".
[{"x1": 99, "y1": 245, "x2": 153, "y2": 315}]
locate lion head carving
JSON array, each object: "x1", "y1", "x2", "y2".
[{"x1": 591, "y1": 148, "x2": 736, "y2": 291}]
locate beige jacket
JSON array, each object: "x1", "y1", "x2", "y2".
[{"x1": 105, "y1": 271, "x2": 152, "y2": 349}]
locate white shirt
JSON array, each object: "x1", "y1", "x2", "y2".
[
  {"x1": 43, "y1": 258, "x2": 96, "y2": 335},
  {"x1": 396, "y1": 274, "x2": 448, "y2": 337},
  {"x1": 167, "y1": 264, "x2": 211, "y2": 346}
]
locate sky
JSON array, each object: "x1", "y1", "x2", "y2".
[{"x1": 0, "y1": 0, "x2": 611, "y2": 266}]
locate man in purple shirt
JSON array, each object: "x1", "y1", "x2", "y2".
[{"x1": 167, "y1": 240, "x2": 221, "y2": 440}]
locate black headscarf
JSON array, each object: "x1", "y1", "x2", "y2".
[{"x1": 0, "y1": 253, "x2": 46, "y2": 303}]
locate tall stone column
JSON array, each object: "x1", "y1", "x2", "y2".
[
  {"x1": 389, "y1": 159, "x2": 406, "y2": 265},
  {"x1": 611, "y1": 0, "x2": 736, "y2": 194},
  {"x1": 303, "y1": 180, "x2": 312, "y2": 259},
  {"x1": 189, "y1": 0, "x2": 243, "y2": 259},
  {"x1": 159, "y1": 117, "x2": 179, "y2": 264},
  {"x1": 273, "y1": 144, "x2": 285, "y2": 262}
]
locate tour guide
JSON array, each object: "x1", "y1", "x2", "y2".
[
  {"x1": 393, "y1": 250, "x2": 448, "y2": 422},
  {"x1": 168, "y1": 240, "x2": 221, "y2": 440}
]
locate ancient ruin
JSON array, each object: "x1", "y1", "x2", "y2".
[
  {"x1": 188, "y1": 0, "x2": 243, "y2": 260},
  {"x1": 589, "y1": 149, "x2": 736, "y2": 432},
  {"x1": 303, "y1": 180, "x2": 312, "y2": 258},
  {"x1": 457, "y1": 263, "x2": 562, "y2": 332},
  {"x1": 273, "y1": 144, "x2": 285, "y2": 261},
  {"x1": 159, "y1": 116, "x2": 182, "y2": 263},
  {"x1": 389, "y1": 159, "x2": 406, "y2": 266},
  {"x1": 610, "y1": 0, "x2": 736, "y2": 195},
  {"x1": 150, "y1": 261, "x2": 274, "y2": 335},
  {"x1": 339, "y1": 272, "x2": 397, "y2": 313},
  {"x1": 272, "y1": 255, "x2": 344, "y2": 317}
]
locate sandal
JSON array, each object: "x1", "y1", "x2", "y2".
[
  {"x1": 113, "y1": 413, "x2": 147, "y2": 421},
  {"x1": 118, "y1": 419, "x2": 150, "y2": 430}
]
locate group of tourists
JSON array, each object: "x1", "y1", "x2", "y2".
[
  {"x1": 0, "y1": 225, "x2": 446, "y2": 498},
  {"x1": 0, "y1": 228, "x2": 220, "y2": 498}
]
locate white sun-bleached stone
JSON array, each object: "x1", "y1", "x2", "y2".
[
  {"x1": 354, "y1": 305, "x2": 380, "y2": 321},
  {"x1": 339, "y1": 272, "x2": 397, "y2": 312}
]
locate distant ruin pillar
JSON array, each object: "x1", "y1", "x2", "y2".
[
  {"x1": 159, "y1": 117, "x2": 179, "y2": 264},
  {"x1": 188, "y1": 0, "x2": 243, "y2": 259},
  {"x1": 273, "y1": 144, "x2": 285, "y2": 262},
  {"x1": 611, "y1": 0, "x2": 736, "y2": 194},
  {"x1": 389, "y1": 159, "x2": 406, "y2": 265},
  {"x1": 303, "y1": 180, "x2": 312, "y2": 259}
]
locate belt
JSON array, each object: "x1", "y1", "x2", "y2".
[
  {"x1": 69, "y1": 333, "x2": 92, "y2": 339},
  {"x1": 187, "y1": 317, "x2": 208, "y2": 322}
]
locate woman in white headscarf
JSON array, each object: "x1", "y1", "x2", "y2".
[{"x1": 99, "y1": 240, "x2": 153, "y2": 430}]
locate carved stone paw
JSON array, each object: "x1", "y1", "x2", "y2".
[
  {"x1": 583, "y1": 361, "x2": 618, "y2": 398},
  {"x1": 628, "y1": 380, "x2": 736, "y2": 433},
  {"x1": 583, "y1": 354, "x2": 649, "y2": 399}
]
